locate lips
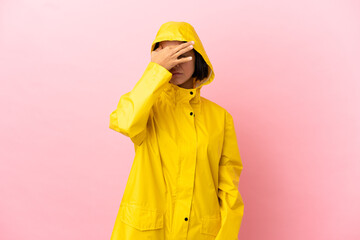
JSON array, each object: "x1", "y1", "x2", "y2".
[{"x1": 172, "y1": 72, "x2": 182, "y2": 76}]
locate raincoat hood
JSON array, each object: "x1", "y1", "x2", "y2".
[{"x1": 151, "y1": 21, "x2": 215, "y2": 89}]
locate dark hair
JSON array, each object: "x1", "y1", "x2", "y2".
[{"x1": 153, "y1": 41, "x2": 209, "y2": 81}]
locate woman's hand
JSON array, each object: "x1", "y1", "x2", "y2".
[{"x1": 151, "y1": 41, "x2": 194, "y2": 71}]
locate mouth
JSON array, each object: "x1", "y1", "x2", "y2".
[{"x1": 171, "y1": 72, "x2": 182, "y2": 75}]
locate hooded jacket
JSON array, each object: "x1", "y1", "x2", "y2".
[{"x1": 109, "y1": 21, "x2": 244, "y2": 240}]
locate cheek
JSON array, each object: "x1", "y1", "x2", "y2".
[{"x1": 183, "y1": 60, "x2": 195, "y2": 74}]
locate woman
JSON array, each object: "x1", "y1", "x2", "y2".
[{"x1": 109, "y1": 21, "x2": 244, "y2": 240}]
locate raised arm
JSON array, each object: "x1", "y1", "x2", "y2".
[
  {"x1": 215, "y1": 111, "x2": 245, "y2": 240},
  {"x1": 109, "y1": 61, "x2": 172, "y2": 146},
  {"x1": 109, "y1": 41, "x2": 195, "y2": 146}
]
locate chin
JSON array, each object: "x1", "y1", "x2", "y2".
[{"x1": 170, "y1": 79, "x2": 186, "y2": 85}]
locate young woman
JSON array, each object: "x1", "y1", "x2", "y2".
[{"x1": 109, "y1": 21, "x2": 244, "y2": 240}]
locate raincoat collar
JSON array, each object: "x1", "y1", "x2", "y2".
[{"x1": 162, "y1": 81, "x2": 202, "y2": 105}]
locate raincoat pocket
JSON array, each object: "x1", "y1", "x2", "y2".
[
  {"x1": 200, "y1": 216, "x2": 221, "y2": 236},
  {"x1": 119, "y1": 203, "x2": 164, "y2": 231}
]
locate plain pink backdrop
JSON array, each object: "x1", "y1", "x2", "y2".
[{"x1": 1, "y1": 0, "x2": 359, "y2": 239}]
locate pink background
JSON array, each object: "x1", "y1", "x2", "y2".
[{"x1": 1, "y1": 0, "x2": 360, "y2": 239}]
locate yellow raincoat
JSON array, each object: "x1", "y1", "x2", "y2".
[{"x1": 109, "y1": 21, "x2": 244, "y2": 240}]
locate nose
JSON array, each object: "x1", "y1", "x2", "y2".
[{"x1": 172, "y1": 65, "x2": 179, "y2": 71}]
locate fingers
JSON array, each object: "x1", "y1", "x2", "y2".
[
  {"x1": 175, "y1": 56, "x2": 193, "y2": 65},
  {"x1": 173, "y1": 41, "x2": 194, "y2": 54},
  {"x1": 174, "y1": 44, "x2": 194, "y2": 58}
]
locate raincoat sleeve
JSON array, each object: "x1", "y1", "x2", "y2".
[
  {"x1": 216, "y1": 111, "x2": 245, "y2": 240},
  {"x1": 109, "y1": 61, "x2": 173, "y2": 146}
]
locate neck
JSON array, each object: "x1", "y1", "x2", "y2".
[{"x1": 177, "y1": 77, "x2": 195, "y2": 89}]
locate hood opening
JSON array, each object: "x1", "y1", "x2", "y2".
[{"x1": 151, "y1": 21, "x2": 215, "y2": 88}]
